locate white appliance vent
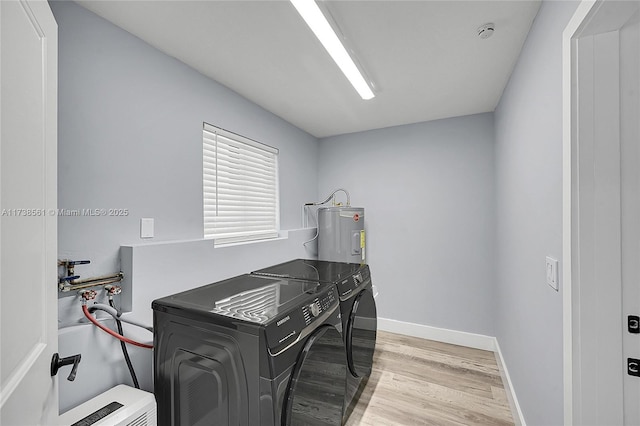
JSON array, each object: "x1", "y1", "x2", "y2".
[{"x1": 59, "y1": 384, "x2": 156, "y2": 426}]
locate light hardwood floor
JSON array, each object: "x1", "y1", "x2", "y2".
[{"x1": 344, "y1": 331, "x2": 515, "y2": 426}]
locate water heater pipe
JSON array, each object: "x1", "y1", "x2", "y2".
[{"x1": 305, "y1": 188, "x2": 351, "y2": 207}]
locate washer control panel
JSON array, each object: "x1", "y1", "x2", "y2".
[
  {"x1": 302, "y1": 288, "x2": 338, "y2": 325},
  {"x1": 302, "y1": 288, "x2": 337, "y2": 326}
]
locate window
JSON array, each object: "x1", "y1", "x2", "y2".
[{"x1": 203, "y1": 123, "x2": 279, "y2": 244}]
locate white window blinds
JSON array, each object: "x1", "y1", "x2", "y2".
[{"x1": 203, "y1": 123, "x2": 279, "y2": 244}]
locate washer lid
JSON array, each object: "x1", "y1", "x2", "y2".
[
  {"x1": 152, "y1": 274, "x2": 322, "y2": 324},
  {"x1": 253, "y1": 259, "x2": 368, "y2": 284}
]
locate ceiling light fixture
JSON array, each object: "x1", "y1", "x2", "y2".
[{"x1": 290, "y1": 0, "x2": 375, "y2": 100}]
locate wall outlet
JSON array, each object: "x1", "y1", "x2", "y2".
[{"x1": 546, "y1": 256, "x2": 559, "y2": 291}]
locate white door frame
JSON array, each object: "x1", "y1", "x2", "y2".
[{"x1": 563, "y1": 1, "x2": 640, "y2": 424}]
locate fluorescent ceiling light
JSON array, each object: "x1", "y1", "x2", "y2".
[{"x1": 290, "y1": 0, "x2": 375, "y2": 100}]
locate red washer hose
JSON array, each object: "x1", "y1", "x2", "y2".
[{"x1": 82, "y1": 305, "x2": 153, "y2": 349}]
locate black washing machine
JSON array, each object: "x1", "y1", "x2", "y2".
[
  {"x1": 253, "y1": 259, "x2": 377, "y2": 415},
  {"x1": 152, "y1": 274, "x2": 346, "y2": 426}
]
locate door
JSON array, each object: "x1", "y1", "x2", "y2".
[
  {"x1": 345, "y1": 288, "x2": 376, "y2": 378},
  {"x1": 282, "y1": 325, "x2": 346, "y2": 426},
  {"x1": 564, "y1": 1, "x2": 640, "y2": 424},
  {"x1": 620, "y1": 7, "x2": 640, "y2": 425},
  {"x1": 0, "y1": 1, "x2": 58, "y2": 425}
]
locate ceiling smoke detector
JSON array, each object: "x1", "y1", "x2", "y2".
[{"x1": 477, "y1": 23, "x2": 495, "y2": 39}]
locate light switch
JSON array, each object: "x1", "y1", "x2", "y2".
[
  {"x1": 546, "y1": 256, "x2": 558, "y2": 291},
  {"x1": 140, "y1": 218, "x2": 154, "y2": 239}
]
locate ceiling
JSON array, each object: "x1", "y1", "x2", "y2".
[{"x1": 75, "y1": 0, "x2": 541, "y2": 138}]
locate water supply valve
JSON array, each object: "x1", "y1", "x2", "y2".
[
  {"x1": 59, "y1": 259, "x2": 90, "y2": 279},
  {"x1": 58, "y1": 258, "x2": 124, "y2": 293},
  {"x1": 80, "y1": 289, "x2": 97, "y2": 303},
  {"x1": 58, "y1": 259, "x2": 90, "y2": 290},
  {"x1": 105, "y1": 285, "x2": 122, "y2": 298}
]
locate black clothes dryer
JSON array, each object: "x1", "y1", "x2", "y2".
[
  {"x1": 152, "y1": 274, "x2": 346, "y2": 426},
  {"x1": 253, "y1": 259, "x2": 377, "y2": 415}
]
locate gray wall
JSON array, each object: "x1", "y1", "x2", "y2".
[
  {"x1": 493, "y1": 1, "x2": 579, "y2": 425},
  {"x1": 50, "y1": 0, "x2": 319, "y2": 412},
  {"x1": 52, "y1": 0, "x2": 318, "y2": 277},
  {"x1": 318, "y1": 113, "x2": 496, "y2": 336}
]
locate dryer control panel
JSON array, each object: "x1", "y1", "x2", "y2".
[
  {"x1": 337, "y1": 265, "x2": 371, "y2": 300},
  {"x1": 264, "y1": 286, "x2": 338, "y2": 354}
]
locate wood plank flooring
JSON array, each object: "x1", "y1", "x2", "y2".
[{"x1": 344, "y1": 331, "x2": 515, "y2": 426}]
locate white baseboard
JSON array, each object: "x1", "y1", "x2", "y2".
[
  {"x1": 377, "y1": 317, "x2": 526, "y2": 425},
  {"x1": 493, "y1": 339, "x2": 526, "y2": 426},
  {"x1": 377, "y1": 317, "x2": 495, "y2": 351}
]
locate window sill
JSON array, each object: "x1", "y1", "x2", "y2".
[{"x1": 212, "y1": 231, "x2": 290, "y2": 248}]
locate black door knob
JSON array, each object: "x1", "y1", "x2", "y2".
[{"x1": 51, "y1": 353, "x2": 81, "y2": 381}]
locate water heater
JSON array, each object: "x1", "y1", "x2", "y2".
[{"x1": 318, "y1": 207, "x2": 365, "y2": 263}]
